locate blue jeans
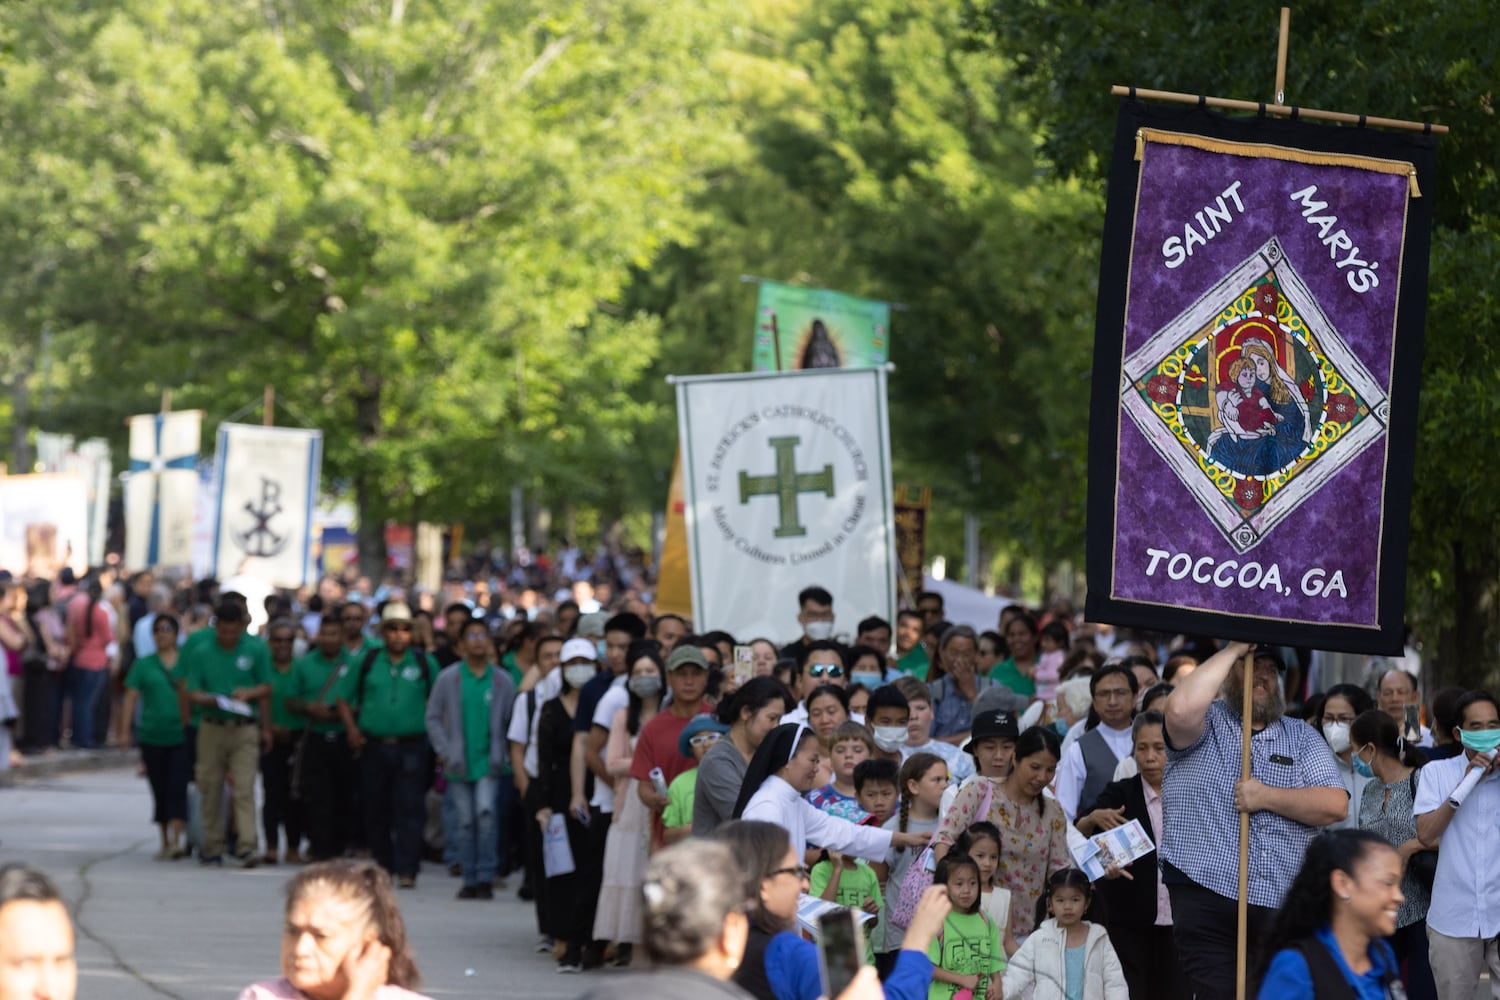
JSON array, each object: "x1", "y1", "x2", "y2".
[
  {"x1": 63, "y1": 667, "x2": 109, "y2": 748},
  {"x1": 446, "y1": 776, "x2": 498, "y2": 886},
  {"x1": 494, "y1": 772, "x2": 518, "y2": 875},
  {"x1": 442, "y1": 784, "x2": 459, "y2": 867}
]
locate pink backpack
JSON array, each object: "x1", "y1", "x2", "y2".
[{"x1": 890, "y1": 779, "x2": 994, "y2": 928}]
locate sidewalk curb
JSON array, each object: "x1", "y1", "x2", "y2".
[{"x1": 0, "y1": 750, "x2": 136, "y2": 788}]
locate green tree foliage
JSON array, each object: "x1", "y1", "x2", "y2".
[
  {"x1": 0, "y1": 0, "x2": 739, "y2": 572},
  {"x1": 977, "y1": 0, "x2": 1500, "y2": 683}
]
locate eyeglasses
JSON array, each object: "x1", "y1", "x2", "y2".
[
  {"x1": 807, "y1": 664, "x2": 844, "y2": 679},
  {"x1": 341, "y1": 616, "x2": 365, "y2": 623},
  {"x1": 689, "y1": 732, "x2": 722, "y2": 748},
  {"x1": 768, "y1": 865, "x2": 810, "y2": 881}
]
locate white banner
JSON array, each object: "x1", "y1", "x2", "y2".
[
  {"x1": 675, "y1": 367, "x2": 895, "y2": 642},
  {"x1": 0, "y1": 474, "x2": 89, "y2": 579},
  {"x1": 37, "y1": 432, "x2": 113, "y2": 567},
  {"x1": 124, "y1": 411, "x2": 202, "y2": 571},
  {"x1": 212, "y1": 422, "x2": 322, "y2": 587}
]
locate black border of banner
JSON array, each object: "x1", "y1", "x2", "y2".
[{"x1": 1085, "y1": 100, "x2": 1436, "y2": 655}]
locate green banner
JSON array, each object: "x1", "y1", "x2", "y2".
[{"x1": 751, "y1": 281, "x2": 890, "y2": 371}]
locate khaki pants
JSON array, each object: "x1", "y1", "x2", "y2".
[
  {"x1": 1428, "y1": 925, "x2": 1500, "y2": 1000},
  {"x1": 196, "y1": 721, "x2": 260, "y2": 859}
]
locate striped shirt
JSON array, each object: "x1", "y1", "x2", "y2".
[{"x1": 1162, "y1": 699, "x2": 1344, "y2": 908}]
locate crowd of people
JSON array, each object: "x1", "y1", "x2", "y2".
[{"x1": 4, "y1": 554, "x2": 1500, "y2": 1000}]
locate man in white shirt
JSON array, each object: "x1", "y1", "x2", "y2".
[
  {"x1": 1414, "y1": 688, "x2": 1500, "y2": 1000},
  {"x1": 1056, "y1": 665, "x2": 1139, "y2": 820}
]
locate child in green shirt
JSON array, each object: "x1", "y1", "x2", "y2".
[
  {"x1": 927, "y1": 853, "x2": 1004, "y2": 1000},
  {"x1": 810, "y1": 851, "x2": 883, "y2": 962},
  {"x1": 662, "y1": 713, "x2": 729, "y2": 843}
]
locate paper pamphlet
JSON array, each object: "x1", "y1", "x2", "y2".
[
  {"x1": 1071, "y1": 817, "x2": 1155, "y2": 882},
  {"x1": 214, "y1": 695, "x2": 255, "y2": 718},
  {"x1": 796, "y1": 894, "x2": 876, "y2": 940}
]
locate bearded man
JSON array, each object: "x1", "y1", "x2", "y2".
[{"x1": 1160, "y1": 641, "x2": 1346, "y2": 999}]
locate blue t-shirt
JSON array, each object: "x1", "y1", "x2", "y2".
[
  {"x1": 1256, "y1": 926, "x2": 1399, "y2": 1000},
  {"x1": 764, "y1": 931, "x2": 932, "y2": 1000},
  {"x1": 1064, "y1": 944, "x2": 1085, "y2": 1000}
]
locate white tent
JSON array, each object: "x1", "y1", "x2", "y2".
[{"x1": 921, "y1": 575, "x2": 1014, "y2": 632}]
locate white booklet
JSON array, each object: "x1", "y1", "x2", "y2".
[
  {"x1": 1071, "y1": 818, "x2": 1156, "y2": 882},
  {"x1": 796, "y1": 894, "x2": 876, "y2": 941},
  {"x1": 214, "y1": 695, "x2": 255, "y2": 718}
]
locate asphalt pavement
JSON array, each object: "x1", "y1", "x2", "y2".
[{"x1": 0, "y1": 766, "x2": 608, "y2": 1000}]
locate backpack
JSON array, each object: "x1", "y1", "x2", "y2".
[
  {"x1": 351, "y1": 648, "x2": 436, "y2": 710},
  {"x1": 892, "y1": 780, "x2": 994, "y2": 929}
]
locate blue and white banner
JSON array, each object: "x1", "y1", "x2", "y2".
[
  {"x1": 674, "y1": 367, "x2": 895, "y2": 641},
  {"x1": 212, "y1": 422, "x2": 322, "y2": 587},
  {"x1": 124, "y1": 411, "x2": 201, "y2": 571}
]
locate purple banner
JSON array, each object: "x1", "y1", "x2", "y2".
[{"x1": 1087, "y1": 103, "x2": 1436, "y2": 654}]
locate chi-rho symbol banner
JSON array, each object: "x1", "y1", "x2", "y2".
[
  {"x1": 675, "y1": 368, "x2": 895, "y2": 641},
  {"x1": 212, "y1": 422, "x2": 323, "y2": 588},
  {"x1": 1085, "y1": 101, "x2": 1436, "y2": 654}
]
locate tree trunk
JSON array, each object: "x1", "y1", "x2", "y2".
[
  {"x1": 10, "y1": 368, "x2": 30, "y2": 474},
  {"x1": 353, "y1": 370, "x2": 387, "y2": 581},
  {"x1": 1438, "y1": 538, "x2": 1500, "y2": 691}
]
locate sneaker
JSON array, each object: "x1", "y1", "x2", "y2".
[
  {"x1": 199, "y1": 855, "x2": 223, "y2": 867},
  {"x1": 610, "y1": 943, "x2": 633, "y2": 968},
  {"x1": 457, "y1": 885, "x2": 481, "y2": 899},
  {"x1": 447, "y1": 863, "x2": 462, "y2": 878},
  {"x1": 535, "y1": 936, "x2": 554, "y2": 954},
  {"x1": 398, "y1": 875, "x2": 417, "y2": 889},
  {"x1": 476, "y1": 883, "x2": 493, "y2": 900},
  {"x1": 557, "y1": 953, "x2": 583, "y2": 975},
  {"x1": 230, "y1": 852, "x2": 260, "y2": 869}
]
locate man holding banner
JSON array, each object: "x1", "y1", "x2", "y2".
[{"x1": 1162, "y1": 640, "x2": 1346, "y2": 996}]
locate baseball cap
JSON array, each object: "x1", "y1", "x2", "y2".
[
  {"x1": 677, "y1": 714, "x2": 731, "y2": 758},
  {"x1": 560, "y1": 637, "x2": 598, "y2": 664},
  {"x1": 963, "y1": 710, "x2": 1021, "y2": 755},
  {"x1": 380, "y1": 601, "x2": 413, "y2": 625},
  {"x1": 666, "y1": 645, "x2": 710, "y2": 672},
  {"x1": 1252, "y1": 644, "x2": 1287, "y2": 671}
]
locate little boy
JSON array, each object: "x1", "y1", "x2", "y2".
[
  {"x1": 806, "y1": 722, "x2": 873, "y2": 823},
  {"x1": 663, "y1": 714, "x2": 729, "y2": 844},
  {"x1": 809, "y1": 847, "x2": 883, "y2": 963},
  {"x1": 853, "y1": 758, "x2": 900, "y2": 826},
  {"x1": 866, "y1": 685, "x2": 911, "y2": 763}
]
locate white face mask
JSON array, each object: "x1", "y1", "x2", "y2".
[
  {"x1": 563, "y1": 664, "x2": 597, "y2": 690},
  {"x1": 806, "y1": 621, "x2": 835, "y2": 641},
  {"x1": 1322, "y1": 721, "x2": 1352, "y2": 754},
  {"x1": 292, "y1": 637, "x2": 309, "y2": 659},
  {"x1": 872, "y1": 726, "x2": 908, "y2": 753}
]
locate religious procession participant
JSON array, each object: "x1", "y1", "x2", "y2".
[
  {"x1": 893, "y1": 610, "x2": 928, "y2": 680},
  {"x1": 0, "y1": 863, "x2": 76, "y2": 1000},
  {"x1": 505, "y1": 633, "x2": 562, "y2": 937},
  {"x1": 1053, "y1": 665, "x2": 1139, "y2": 822},
  {"x1": 181, "y1": 599, "x2": 273, "y2": 868},
  {"x1": 336, "y1": 602, "x2": 437, "y2": 888},
  {"x1": 1413, "y1": 689, "x2": 1500, "y2": 1000},
  {"x1": 261, "y1": 618, "x2": 307, "y2": 865},
  {"x1": 1377, "y1": 667, "x2": 1431, "y2": 746},
  {"x1": 425, "y1": 616, "x2": 515, "y2": 900},
  {"x1": 339, "y1": 601, "x2": 376, "y2": 661},
  {"x1": 1161, "y1": 641, "x2": 1346, "y2": 998},
  {"x1": 285, "y1": 613, "x2": 353, "y2": 862},
  {"x1": 780, "y1": 642, "x2": 851, "y2": 727},
  {"x1": 634, "y1": 644, "x2": 713, "y2": 849},
  {"x1": 778, "y1": 586, "x2": 838, "y2": 668},
  {"x1": 691, "y1": 678, "x2": 792, "y2": 836},
  {"x1": 927, "y1": 626, "x2": 994, "y2": 745},
  {"x1": 1310, "y1": 683, "x2": 1376, "y2": 831},
  {"x1": 890, "y1": 676, "x2": 973, "y2": 783},
  {"x1": 988, "y1": 611, "x2": 1040, "y2": 699},
  {"x1": 121, "y1": 613, "x2": 190, "y2": 860}
]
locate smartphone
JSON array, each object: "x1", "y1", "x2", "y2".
[
  {"x1": 732, "y1": 645, "x2": 755, "y2": 685},
  {"x1": 816, "y1": 909, "x2": 863, "y2": 1000},
  {"x1": 1402, "y1": 704, "x2": 1422, "y2": 744}
]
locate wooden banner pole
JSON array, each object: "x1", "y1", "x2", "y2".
[
  {"x1": 770, "y1": 314, "x2": 783, "y2": 373},
  {"x1": 1236, "y1": 649, "x2": 1255, "y2": 1000},
  {"x1": 1274, "y1": 7, "x2": 1290, "y2": 106},
  {"x1": 263, "y1": 385, "x2": 276, "y2": 427},
  {"x1": 160, "y1": 389, "x2": 172, "y2": 414}
]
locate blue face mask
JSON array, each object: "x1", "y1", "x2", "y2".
[
  {"x1": 1352, "y1": 754, "x2": 1374, "y2": 779},
  {"x1": 1052, "y1": 719, "x2": 1069, "y2": 738}
]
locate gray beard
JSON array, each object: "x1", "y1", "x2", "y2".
[{"x1": 1223, "y1": 681, "x2": 1285, "y2": 727}]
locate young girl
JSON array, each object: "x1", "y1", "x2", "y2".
[
  {"x1": 927, "y1": 854, "x2": 1004, "y2": 1000},
  {"x1": 954, "y1": 822, "x2": 1018, "y2": 959},
  {"x1": 878, "y1": 753, "x2": 948, "y2": 967},
  {"x1": 1002, "y1": 868, "x2": 1127, "y2": 1000}
]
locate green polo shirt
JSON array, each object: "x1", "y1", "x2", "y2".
[
  {"x1": 452, "y1": 666, "x2": 493, "y2": 782},
  {"x1": 663, "y1": 767, "x2": 697, "y2": 829},
  {"x1": 987, "y1": 657, "x2": 1036, "y2": 697},
  {"x1": 340, "y1": 648, "x2": 435, "y2": 738},
  {"x1": 181, "y1": 633, "x2": 273, "y2": 723},
  {"x1": 126, "y1": 655, "x2": 185, "y2": 747},
  {"x1": 290, "y1": 649, "x2": 349, "y2": 735},
  {"x1": 267, "y1": 661, "x2": 301, "y2": 730},
  {"x1": 500, "y1": 651, "x2": 524, "y2": 689},
  {"x1": 896, "y1": 645, "x2": 930, "y2": 682}
]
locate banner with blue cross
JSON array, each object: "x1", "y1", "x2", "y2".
[{"x1": 124, "y1": 410, "x2": 203, "y2": 571}]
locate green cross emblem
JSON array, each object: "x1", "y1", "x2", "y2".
[{"x1": 738, "y1": 436, "x2": 835, "y2": 538}]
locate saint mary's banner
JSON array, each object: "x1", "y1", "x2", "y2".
[
  {"x1": 676, "y1": 368, "x2": 895, "y2": 641},
  {"x1": 212, "y1": 422, "x2": 322, "y2": 588},
  {"x1": 751, "y1": 281, "x2": 890, "y2": 372},
  {"x1": 1086, "y1": 102, "x2": 1436, "y2": 654}
]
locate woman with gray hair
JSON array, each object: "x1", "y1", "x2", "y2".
[
  {"x1": 927, "y1": 626, "x2": 995, "y2": 744},
  {"x1": 577, "y1": 838, "x2": 755, "y2": 999}
]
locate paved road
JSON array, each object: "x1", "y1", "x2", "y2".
[{"x1": 0, "y1": 767, "x2": 605, "y2": 1000}]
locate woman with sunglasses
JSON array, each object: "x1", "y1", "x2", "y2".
[
  {"x1": 733, "y1": 724, "x2": 929, "y2": 870},
  {"x1": 713, "y1": 819, "x2": 949, "y2": 1000}
]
